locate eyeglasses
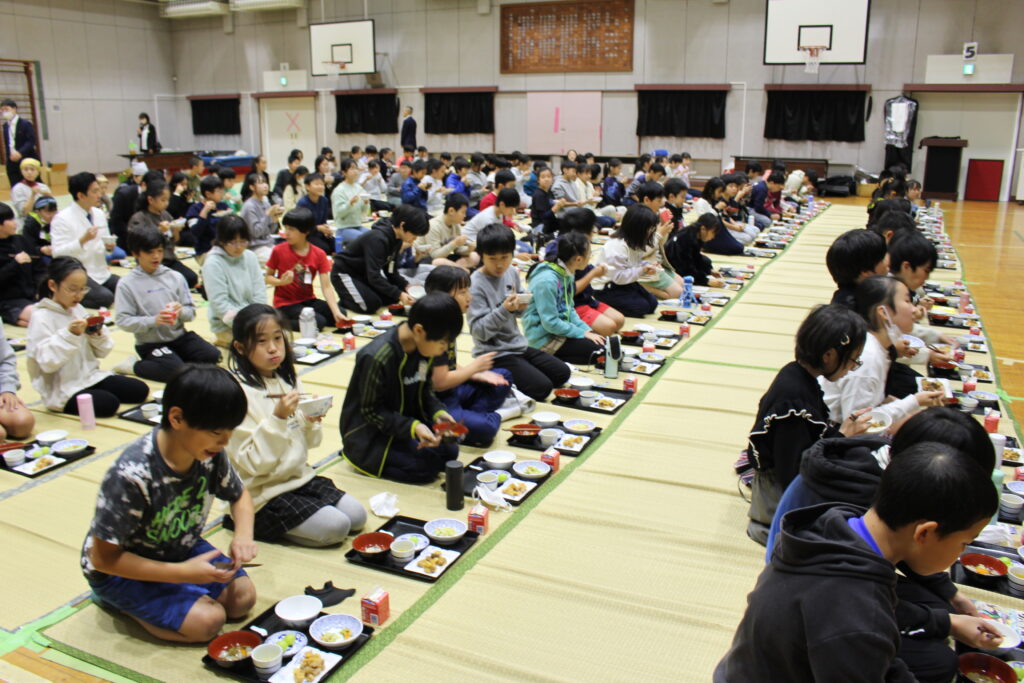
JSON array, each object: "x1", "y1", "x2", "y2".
[
  {"x1": 62, "y1": 286, "x2": 91, "y2": 296},
  {"x1": 850, "y1": 357, "x2": 864, "y2": 370},
  {"x1": 225, "y1": 239, "x2": 250, "y2": 247}
]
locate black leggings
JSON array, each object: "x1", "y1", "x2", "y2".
[
  {"x1": 491, "y1": 348, "x2": 570, "y2": 401},
  {"x1": 82, "y1": 275, "x2": 120, "y2": 310},
  {"x1": 552, "y1": 337, "x2": 602, "y2": 365},
  {"x1": 165, "y1": 259, "x2": 198, "y2": 289},
  {"x1": 135, "y1": 331, "x2": 222, "y2": 383},
  {"x1": 62, "y1": 375, "x2": 151, "y2": 417}
]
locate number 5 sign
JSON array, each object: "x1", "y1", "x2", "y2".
[{"x1": 963, "y1": 42, "x2": 978, "y2": 60}]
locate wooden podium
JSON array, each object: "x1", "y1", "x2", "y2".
[{"x1": 919, "y1": 137, "x2": 967, "y2": 201}]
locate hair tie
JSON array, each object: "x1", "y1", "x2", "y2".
[{"x1": 839, "y1": 334, "x2": 851, "y2": 347}]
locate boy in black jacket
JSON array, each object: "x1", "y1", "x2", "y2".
[
  {"x1": 715, "y1": 443, "x2": 998, "y2": 683},
  {"x1": 330, "y1": 204, "x2": 428, "y2": 314},
  {"x1": 340, "y1": 293, "x2": 460, "y2": 483},
  {"x1": 826, "y1": 228, "x2": 889, "y2": 310}
]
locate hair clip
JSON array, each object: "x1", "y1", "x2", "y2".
[{"x1": 839, "y1": 334, "x2": 851, "y2": 346}]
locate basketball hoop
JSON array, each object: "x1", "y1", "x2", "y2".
[
  {"x1": 322, "y1": 61, "x2": 348, "y2": 77},
  {"x1": 801, "y1": 46, "x2": 826, "y2": 74}
]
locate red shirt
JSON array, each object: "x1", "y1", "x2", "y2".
[
  {"x1": 266, "y1": 241, "x2": 331, "y2": 308},
  {"x1": 478, "y1": 192, "x2": 515, "y2": 227}
]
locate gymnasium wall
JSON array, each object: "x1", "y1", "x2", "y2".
[{"x1": 0, "y1": 0, "x2": 175, "y2": 173}]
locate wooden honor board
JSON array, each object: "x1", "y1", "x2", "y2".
[{"x1": 500, "y1": 0, "x2": 634, "y2": 74}]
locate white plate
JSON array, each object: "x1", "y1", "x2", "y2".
[
  {"x1": 863, "y1": 410, "x2": 892, "y2": 434},
  {"x1": 13, "y1": 454, "x2": 67, "y2": 475},
  {"x1": 269, "y1": 647, "x2": 340, "y2": 683},
  {"x1": 653, "y1": 328, "x2": 675, "y2": 338},
  {"x1": 393, "y1": 533, "x2": 429, "y2": 552},
  {"x1": 916, "y1": 376, "x2": 953, "y2": 398},
  {"x1": 408, "y1": 285, "x2": 426, "y2": 300},
  {"x1": 901, "y1": 334, "x2": 925, "y2": 349},
  {"x1": 498, "y1": 477, "x2": 537, "y2": 502},
  {"x1": 295, "y1": 338, "x2": 318, "y2": 346},
  {"x1": 555, "y1": 433, "x2": 590, "y2": 453},
  {"x1": 590, "y1": 396, "x2": 625, "y2": 412},
  {"x1": 315, "y1": 341, "x2": 342, "y2": 353},
  {"x1": 633, "y1": 323, "x2": 655, "y2": 333},
  {"x1": 372, "y1": 320, "x2": 397, "y2": 330},
  {"x1": 403, "y1": 546, "x2": 461, "y2": 578},
  {"x1": 357, "y1": 329, "x2": 385, "y2": 339},
  {"x1": 639, "y1": 352, "x2": 664, "y2": 363},
  {"x1": 629, "y1": 362, "x2": 658, "y2": 375}
]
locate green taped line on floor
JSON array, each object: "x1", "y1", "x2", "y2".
[
  {"x1": 42, "y1": 647, "x2": 139, "y2": 683},
  {"x1": 0, "y1": 602, "x2": 84, "y2": 657},
  {"x1": 41, "y1": 635, "x2": 161, "y2": 683},
  {"x1": 338, "y1": 206, "x2": 833, "y2": 680}
]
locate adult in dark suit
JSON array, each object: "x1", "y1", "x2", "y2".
[
  {"x1": 1, "y1": 99, "x2": 38, "y2": 187},
  {"x1": 400, "y1": 106, "x2": 417, "y2": 150},
  {"x1": 137, "y1": 112, "x2": 161, "y2": 154}
]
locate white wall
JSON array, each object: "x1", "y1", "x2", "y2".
[
  {"x1": 5, "y1": 0, "x2": 1024, "y2": 184},
  {"x1": 0, "y1": 0, "x2": 176, "y2": 173}
]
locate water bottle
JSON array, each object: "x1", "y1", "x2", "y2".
[
  {"x1": 77, "y1": 394, "x2": 96, "y2": 431},
  {"x1": 298, "y1": 307, "x2": 317, "y2": 340},
  {"x1": 128, "y1": 139, "x2": 138, "y2": 154},
  {"x1": 681, "y1": 275, "x2": 694, "y2": 309}
]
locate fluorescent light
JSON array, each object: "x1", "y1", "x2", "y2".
[
  {"x1": 160, "y1": 0, "x2": 229, "y2": 18},
  {"x1": 229, "y1": 0, "x2": 304, "y2": 11}
]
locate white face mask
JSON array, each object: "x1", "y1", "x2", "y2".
[
  {"x1": 1, "y1": 111, "x2": 13, "y2": 120},
  {"x1": 327, "y1": 162, "x2": 336, "y2": 173}
]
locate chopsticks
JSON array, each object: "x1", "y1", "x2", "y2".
[{"x1": 265, "y1": 393, "x2": 313, "y2": 399}]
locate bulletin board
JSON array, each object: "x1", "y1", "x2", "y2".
[{"x1": 500, "y1": 0, "x2": 634, "y2": 74}]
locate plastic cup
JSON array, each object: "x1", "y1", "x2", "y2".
[{"x1": 991, "y1": 434, "x2": 1007, "y2": 459}]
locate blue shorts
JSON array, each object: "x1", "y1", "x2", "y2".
[{"x1": 90, "y1": 538, "x2": 249, "y2": 633}]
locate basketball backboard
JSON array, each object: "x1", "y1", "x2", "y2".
[
  {"x1": 763, "y1": 0, "x2": 870, "y2": 65},
  {"x1": 309, "y1": 20, "x2": 376, "y2": 76}
]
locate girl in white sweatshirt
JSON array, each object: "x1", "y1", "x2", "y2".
[
  {"x1": 225, "y1": 304, "x2": 365, "y2": 546},
  {"x1": 27, "y1": 257, "x2": 149, "y2": 416}
]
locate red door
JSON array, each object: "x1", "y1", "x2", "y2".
[{"x1": 964, "y1": 159, "x2": 1003, "y2": 201}]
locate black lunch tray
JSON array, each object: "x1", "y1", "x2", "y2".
[
  {"x1": 505, "y1": 420, "x2": 602, "y2": 456},
  {"x1": 441, "y1": 456, "x2": 551, "y2": 506},
  {"x1": 0, "y1": 441, "x2": 96, "y2": 479},
  {"x1": 621, "y1": 334, "x2": 681, "y2": 350},
  {"x1": 951, "y1": 543, "x2": 1022, "y2": 598},
  {"x1": 293, "y1": 346, "x2": 345, "y2": 366},
  {"x1": 929, "y1": 362, "x2": 991, "y2": 383},
  {"x1": 928, "y1": 316, "x2": 979, "y2": 330},
  {"x1": 951, "y1": 391, "x2": 1000, "y2": 416},
  {"x1": 343, "y1": 515, "x2": 478, "y2": 584},
  {"x1": 118, "y1": 400, "x2": 161, "y2": 427},
  {"x1": 595, "y1": 357, "x2": 664, "y2": 377},
  {"x1": 201, "y1": 604, "x2": 373, "y2": 682},
  {"x1": 551, "y1": 387, "x2": 634, "y2": 416},
  {"x1": 659, "y1": 311, "x2": 712, "y2": 326}
]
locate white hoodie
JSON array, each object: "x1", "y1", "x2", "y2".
[
  {"x1": 226, "y1": 374, "x2": 321, "y2": 512},
  {"x1": 27, "y1": 297, "x2": 115, "y2": 410}
]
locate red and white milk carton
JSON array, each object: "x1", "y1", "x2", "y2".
[
  {"x1": 540, "y1": 447, "x2": 561, "y2": 473},
  {"x1": 361, "y1": 586, "x2": 390, "y2": 626},
  {"x1": 467, "y1": 504, "x2": 489, "y2": 535}
]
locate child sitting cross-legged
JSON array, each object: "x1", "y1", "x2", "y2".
[
  {"x1": 414, "y1": 193, "x2": 479, "y2": 270},
  {"x1": 28, "y1": 257, "x2": 149, "y2": 417},
  {"x1": 225, "y1": 304, "x2": 365, "y2": 546},
  {"x1": 468, "y1": 224, "x2": 570, "y2": 401},
  {"x1": 593, "y1": 204, "x2": 660, "y2": 318},
  {"x1": 115, "y1": 226, "x2": 221, "y2": 383},
  {"x1": 265, "y1": 208, "x2": 345, "y2": 333},
  {"x1": 826, "y1": 229, "x2": 890, "y2": 310},
  {"x1": 716, "y1": 442, "x2": 999, "y2": 682},
  {"x1": 82, "y1": 365, "x2": 257, "y2": 643},
  {"x1": 550, "y1": 208, "x2": 624, "y2": 336},
  {"x1": 0, "y1": 202, "x2": 41, "y2": 326},
  {"x1": 523, "y1": 232, "x2": 605, "y2": 364},
  {"x1": 340, "y1": 293, "x2": 462, "y2": 483},
  {"x1": 423, "y1": 266, "x2": 512, "y2": 447},
  {"x1": 202, "y1": 215, "x2": 266, "y2": 347}
]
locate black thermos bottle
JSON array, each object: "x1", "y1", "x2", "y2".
[{"x1": 445, "y1": 460, "x2": 464, "y2": 511}]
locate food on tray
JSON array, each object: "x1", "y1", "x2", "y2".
[
  {"x1": 920, "y1": 379, "x2": 944, "y2": 392},
  {"x1": 561, "y1": 435, "x2": 584, "y2": 448},
  {"x1": 968, "y1": 342, "x2": 985, "y2": 351},
  {"x1": 32, "y1": 456, "x2": 55, "y2": 472},
  {"x1": 1004, "y1": 448, "x2": 1022, "y2": 463},
  {"x1": 218, "y1": 645, "x2": 252, "y2": 661},
  {"x1": 503, "y1": 481, "x2": 527, "y2": 497},
  {"x1": 974, "y1": 370, "x2": 991, "y2": 380},
  {"x1": 966, "y1": 563, "x2": 998, "y2": 575},
  {"x1": 964, "y1": 673, "x2": 1002, "y2": 683},
  {"x1": 320, "y1": 628, "x2": 352, "y2": 643},
  {"x1": 432, "y1": 526, "x2": 458, "y2": 537},
  {"x1": 597, "y1": 398, "x2": 616, "y2": 409},
  {"x1": 361, "y1": 544, "x2": 387, "y2": 553},
  {"x1": 867, "y1": 420, "x2": 886, "y2": 430},
  {"x1": 416, "y1": 550, "x2": 448, "y2": 574},
  {"x1": 523, "y1": 465, "x2": 543, "y2": 475},
  {"x1": 294, "y1": 650, "x2": 325, "y2": 682},
  {"x1": 277, "y1": 633, "x2": 297, "y2": 651},
  {"x1": 689, "y1": 315, "x2": 710, "y2": 324}
]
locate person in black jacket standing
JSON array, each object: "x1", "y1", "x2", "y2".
[
  {"x1": 1, "y1": 99, "x2": 38, "y2": 186},
  {"x1": 330, "y1": 204, "x2": 428, "y2": 313},
  {"x1": 400, "y1": 106, "x2": 417, "y2": 150},
  {"x1": 136, "y1": 113, "x2": 160, "y2": 154}
]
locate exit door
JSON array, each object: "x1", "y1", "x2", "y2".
[
  {"x1": 259, "y1": 96, "x2": 318, "y2": 171},
  {"x1": 525, "y1": 91, "x2": 602, "y2": 157}
]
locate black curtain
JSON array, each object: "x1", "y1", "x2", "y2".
[
  {"x1": 190, "y1": 98, "x2": 241, "y2": 136},
  {"x1": 636, "y1": 90, "x2": 727, "y2": 138},
  {"x1": 764, "y1": 91, "x2": 866, "y2": 142},
  {"x1": 335, "y1": 93, "x2": 399, "y2": 134},
  {"x1": 424, "y1": 92, "x2": 494, "y2": 134}
]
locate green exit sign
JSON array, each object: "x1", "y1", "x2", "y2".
[
  {"x1": 280, "y1": 75, "x2": 288, "y2": 86},
  {"x1": 963, "y1": 63, "x2": 975, "y2": 75}
]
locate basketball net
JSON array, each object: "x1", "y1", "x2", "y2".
[
  {"x1": 802, "y1": 47, "x2": 825, "y2": 74},
  {"x1": 323, "y1": 61, "x2": 348, "y2": 77}
]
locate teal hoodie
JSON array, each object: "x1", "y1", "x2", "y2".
[
  {"x1": 522, "y1": 261, "x2": 590, "y2": 349},
  {"x1": 201, "y1": 246, "x2": 267, "y2": 334}
]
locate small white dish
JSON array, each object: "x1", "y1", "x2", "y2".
[
  {"x1": 482, "y1": 450, "x2": 516, "y2": 470},
  {"x1": 538, "y1": 428, "x2": 563, "y2": 448},
  {"x1": 309, "y1": 614, "x2": 362, "y2": 650},
  {"x1": 3, "y1": 449, "x2": 26, "y2": 467},
  {"x1": 531, "y1": 411, "x2": 560, "y2": 428},
  {"x1": 35, "y1": 430, "x2": 68, "y2": 447},
  {"x1": 273, "y1": 595, "x2": 322, "y2": 629},
  {"x1": 424, "y1": 518, "x2": 467, "y2": 545},
  {"x1": 563, "y1": 419, "x2": 596, "y2": 434},
  {"x1": 393, "y1": 532, "x2": 429, "y2": 552},
  {"x1": 372, "y1": 320, "x2": 397, "y2": 330},
  {"x1": 298, "y1": 395, "x2": 333, "y2": 419},
  {"x1": 513, "y1": 460, "x2": 550, "y2": 481},
  {"x1": 53, "y1": 439, "x2": 88, "y2": 456}
]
